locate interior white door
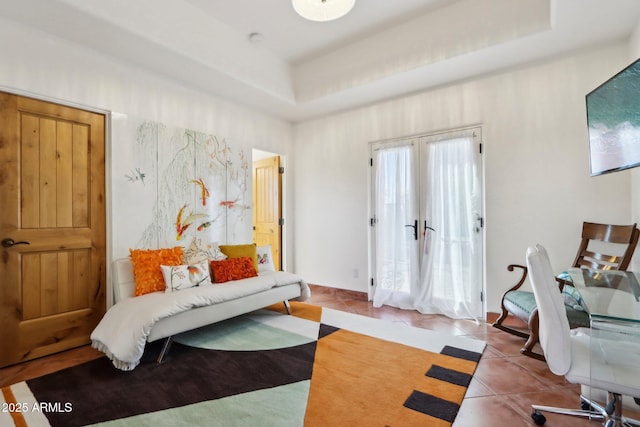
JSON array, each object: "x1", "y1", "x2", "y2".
[{"x1": 369, "y1": 128, "x2": 484, "y2": 319}]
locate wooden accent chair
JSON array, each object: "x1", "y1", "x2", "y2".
[{"x1": 493, "y1": 222, "x2": 639, "y2": 360}]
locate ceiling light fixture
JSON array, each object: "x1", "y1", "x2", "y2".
[{"x1": 292, "y1": 0, "x2": 356, "y2": 22}]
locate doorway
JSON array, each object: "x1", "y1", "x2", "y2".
[
  {"x1": 252, "y1": 149, "x2": 283, "y2": 271},
  {"x1": 0, "y1": 92, "x2": 106, "y2": 367},
  {"x1": 369, "y1": 128, "x2": 484, "y2": 319}
]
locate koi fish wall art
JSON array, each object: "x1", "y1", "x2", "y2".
[{"x1": 112, "y1": 119, "x2": 251, "y2": 257}]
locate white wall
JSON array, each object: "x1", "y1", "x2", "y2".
[
  {"x1": 0, "y1": 18, "x2": 295, "y2": 269},
  {"x1": 293, "y1": 43, "x2": 633, "y2": 313}
]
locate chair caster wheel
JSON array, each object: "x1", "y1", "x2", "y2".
[{"x1": 531, "y1": 411, "x2": 546, "y2": 425}]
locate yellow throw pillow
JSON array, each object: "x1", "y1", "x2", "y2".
[
  {"x1": 219, "y1": 243, "x2": 258, "y2": 272},
  {"x1": 130, "y1": 247, "x2": 184, "y2": 296}
]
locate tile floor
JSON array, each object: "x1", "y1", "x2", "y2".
[
  {"x1": 1, "y1": 284, "x2": 639, "y2": 426},
  {"x1": 305, "y1": 285, "x2": 640, "y2": 427}
]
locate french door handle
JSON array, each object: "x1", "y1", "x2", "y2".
[
  {"x1": 1, "y1": 238, "x2": 30, "y2": 248},
  {"x1": 404, "y1": 220, "x2": 418, "y2": 241}
]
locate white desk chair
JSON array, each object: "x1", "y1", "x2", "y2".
[{"x1": 526, "y1": 244, "x2": 640, "y2": 427}]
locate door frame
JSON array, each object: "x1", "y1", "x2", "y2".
[
  {"x1": 252, "y1": 149, "x2": 287, "y2": 271},
  {"x1": 367, "y1": 126, "x2": 486, "y2": 317}
]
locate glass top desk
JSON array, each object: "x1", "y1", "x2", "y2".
[
  {"x1": 565, "y1": 268, "x2": 640, "y2": 323},
  {"x1": 565, "y1": 268, "x2": 640, "y2": 416}
]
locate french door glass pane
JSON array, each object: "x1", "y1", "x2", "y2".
[{"x1": 372, "y1": 143, "x2": 419, "y2": 308}]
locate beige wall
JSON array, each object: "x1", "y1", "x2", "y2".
[
  {"x1": 2, "y1": 14, "x2": 637, "y2": 315},
  {"x1": 0, "y1": 17, "x2": 295, "y2": 269},
  {"x1": 293, "y1": 44, "x2": 633, "y2": 313}
]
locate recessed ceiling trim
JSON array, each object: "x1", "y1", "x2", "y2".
[{"x1": 293, "y1": 0, "x2": 552, "y2": 102}]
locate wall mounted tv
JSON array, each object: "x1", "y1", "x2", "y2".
[{"x1": 586, "y1": 58, "x2": 640, "y2": 176}]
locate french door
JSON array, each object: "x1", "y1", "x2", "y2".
[{"x1": 369, "y1": 128, "x2": 484, "y2": 319}]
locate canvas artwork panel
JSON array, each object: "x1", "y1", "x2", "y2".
[{"x1": 112, "y1": 118, "x2": 251, "y2": 258}]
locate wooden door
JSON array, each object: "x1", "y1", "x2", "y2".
[
  {"x1": 0, "y1": 93, "x2": 106, "y2": 368},
  {"x1": 253, "y1": 156, "x2": 282, "y2": 271}
]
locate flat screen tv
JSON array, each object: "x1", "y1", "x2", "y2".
[{"x1": 586, "y1": 58, "x2": 640, "y2": 176}]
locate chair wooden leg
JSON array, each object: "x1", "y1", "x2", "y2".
[
  {"x1": 492, "y1": 264, "x2": 531, "y2": 339},
  {"x1": 520, "y1": 309, "x2": 545, "y2": 361},
  {"x1": 492, "y1": 296, "x2": 531, "y2": 339},
  {"x1": 493, "y1": 305, "x2": 510, "y2": 328},
  {"x1": 493, "y1": 315, "x2": 531, "y2": 339}
]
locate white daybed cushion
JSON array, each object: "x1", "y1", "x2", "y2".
[{"x1": 91, "y1": 271, "x2": 310, "y2": 371}]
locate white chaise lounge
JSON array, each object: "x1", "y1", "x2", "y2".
[{"x1": 91, "y1": 258, "x2": 310, "y2": 370}]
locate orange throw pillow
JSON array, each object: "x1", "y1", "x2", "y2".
[
  {"x1": 210, "y1": 257, "x2": 258, "y2": 283},
  {"x1": 219, "y1": 244, "x2": 258, "y2": 271},
  {"x1": 130, "y1": 247, "x2": 184, "y2": 296}
]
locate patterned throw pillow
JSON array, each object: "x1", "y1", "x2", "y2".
[
  {"x1": 209, "y1": 245, "x2": 227, "y2": 261},
  {"x1": 210, "y1": 257, "x2": 258, "y2": 283},
  {"x1": 161, "y1": 261, "x2": 212, "y2": 292},
  {"x1": 130, "y1": 247, "x2": 184, "y2": 296},
  {"x1": 256, "y1": 245, "x2": 276, "y2": 273},
  {"x1": 183, "y1": 237, "x2": 227, "y2": 264}
]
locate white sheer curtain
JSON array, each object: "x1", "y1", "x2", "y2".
[
  {"x1": 413, "y1": 137, "x2": 482, "y2": 319},
  {"x1": 372, "y1": 144, "x2": 418, "y2": 310}
]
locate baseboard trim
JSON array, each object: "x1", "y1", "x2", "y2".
[{"x1": 308, "y1": 284, "x2": 368, "y2": 301}]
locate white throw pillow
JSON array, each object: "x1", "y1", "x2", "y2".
[
  {"x1": 161, "y1": 261, "x2": 211, "y2": 292},
  {"x1": 256, "y1": 245, "x2": 276, "y2": 272},
  {"x1": 183, "y1": 237, "x2": 227, "y2": 264}
]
